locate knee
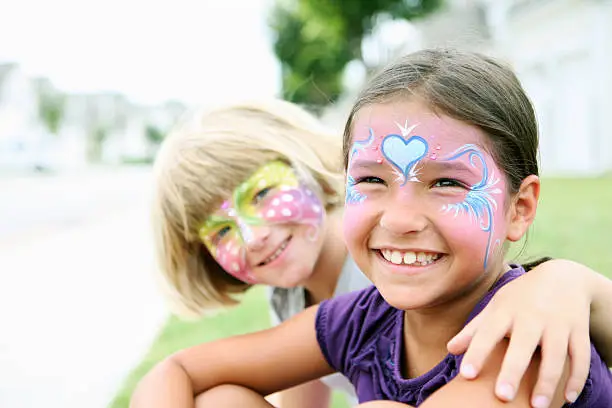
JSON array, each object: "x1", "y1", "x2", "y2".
[{"x1": 195, "y1": 384, "x2": 274, "y2": 408}]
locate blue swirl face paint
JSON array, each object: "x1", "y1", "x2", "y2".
[
  {"x1": 439, "y1": 144, "x2": 503, "y2": 268},
  {"x1": 346, "y1": 128, "x2": 375, "y2": 205}
]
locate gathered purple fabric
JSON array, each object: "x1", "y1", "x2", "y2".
[{"x1": 316, "y1": 266, "x2": 612, "y2": 406}]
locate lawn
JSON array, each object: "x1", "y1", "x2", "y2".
[{"x1": 110, "y1": 177, "x2": 612, "y2": 408}]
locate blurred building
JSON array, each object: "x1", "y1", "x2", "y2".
[
  {"x1": 0, "y1": 63, "x2": 54, "y2": 172},
  {"x1": 410, "y1": 0, "x2": 612, "y2": 175},
  {"x1": 325, "y1": 0, "x2": 612, "y2": 176},
  {"x1": 482, "y1": 0, "x2": 612, "y2": 176},
  {"x1": 0, "y1": 64, "x2": 186, "y2": 173}
]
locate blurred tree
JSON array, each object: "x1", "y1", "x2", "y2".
[
  {"x1": 145, "y1": 125, "x2": 165, "y2": 145},
  {"x1": 37, "y1": 87, "x2": 65, "y2": 135},
  {"x1": 270, "y1": 0, "x2": 443, "y2": 108},
  {"x1": 88, "y1": 125, "x2": 108, "y2": 163}
]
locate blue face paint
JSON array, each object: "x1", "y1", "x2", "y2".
[
  {"x1": 440, "y1": 144, "x2": 502, "y2": 268},
  {"x1": 346, "y1": 175, "x2": 367, "y2": 205},
  {"x1": 380, "y1": 134, "x2": 428, "y2": 185}
]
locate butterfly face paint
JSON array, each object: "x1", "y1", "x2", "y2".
[{"x1": 199, "y1": 161, "x2": 324, "y2": 283}]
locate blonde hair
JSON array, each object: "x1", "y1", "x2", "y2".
[{"x1": 152, "y1": 99, "x2": 344, "y2": 316}]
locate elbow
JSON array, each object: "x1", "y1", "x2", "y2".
[{"x1": 130, "y1": 356, "x2": 193, "y2": 407}]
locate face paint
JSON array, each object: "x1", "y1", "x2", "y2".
[
  {"x1": 346, "y1": 128, "x2": 375, "y2": 205},
  {"x1": 439, "y1": 144, "x2": 503, "y2": 268},
  {"x1": 346, "y1": 120, "x2": 429, "y2": 207},
  {"x1": 344, "y1": 100, "x2": 512, "y2": 312},
  {"x1": 380, "y1": 134, "x2": 428, "y2": 184},
  {"x1": 200, "y1": 161, "x2": 324, "y2": 283},
  {"x1": 346, "y1": 111, "x2": 505, "y2": 270}
]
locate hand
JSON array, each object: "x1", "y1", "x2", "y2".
[{"x1": 447, "y1": 260, "x2": 593, "y2": 406}]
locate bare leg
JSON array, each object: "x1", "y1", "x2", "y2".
[{"x1": 195, "y1": 384, "x2": 275, "y2": 408}]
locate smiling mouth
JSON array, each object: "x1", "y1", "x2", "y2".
[
  {"x1": 258, "y1": 236, "x2": 292, "y2": 266},
  {"x1": 378, "y1": 249, "x2": 444, "y2": 266}
]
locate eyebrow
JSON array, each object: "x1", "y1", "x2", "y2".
[
  {"x1": 202, "y1": 214, "x2": 232, "y2": 229},
  {"x1": 425, "y1": 160, "x2": 480, "y2": 176},
  {"x1": 348, "y1": 159, "x2": 383, "y2": 170}
]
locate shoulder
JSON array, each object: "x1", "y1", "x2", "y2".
[
  {"x1": 316, "y1": 286, "x2": 398, "y2": 373},
  {"x1": 422, "y1": 339, "x2": 559, "y2": 407}
]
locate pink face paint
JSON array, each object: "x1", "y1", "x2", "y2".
[
  {"x1": 346, "y1": 111, "x2": 507, "y2": 270},
  {"x1": 436, "y1": 145, "x2": 504, "y2": 267},
  {"x1": 200, "y1": 161, "x2": 323, "y2": 283}
]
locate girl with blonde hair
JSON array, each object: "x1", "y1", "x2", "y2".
[{"x1": 145, "y1": 97, "x2": 612, "y2": 407}]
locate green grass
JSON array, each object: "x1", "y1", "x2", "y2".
[
  {"x1": 510, "y1": 177, "x2": 612, "y2": 276},
  {"x1": 110, "y1": 177, "x2": 612, "y2": 408}
]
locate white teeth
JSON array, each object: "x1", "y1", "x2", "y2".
[
  {"x1": 382, "y1": 249, "x2": 391, "y2": 261},
  {"x1": 390, "y1": 251, "x2": 403, "y2": 265},
  {"x1": 403, "y1": 252, "x2": 417, "y2": 264},
  {"x1": 262, "y1": 240, "x2": 289, "y2": 265},
  {"x1": 380, "y1": 250, "x2": 442, "y2": 266}
]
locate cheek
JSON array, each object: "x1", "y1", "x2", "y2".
[
  {"x1": 210, "y1": 236, "x2": 255, "y2": 283},
  {"x1": 343, "y1": 202, "x2": 375, "y2": 252},
  {"x1": 437, "y1": 197, "x2": 508, "y2": 265},
  {"x1": 257, "y1": 186, "x2": 323, "y2": 225},
  {"x1": 440, "y1": 214, "x2": 489, "y2": 252}
]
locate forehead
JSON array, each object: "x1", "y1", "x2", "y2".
[{"x1": 351, "y1": 99, "x2": 488, "y2": 151}]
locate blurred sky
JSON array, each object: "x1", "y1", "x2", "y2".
[{"x1": 0, "y1": 0, "x2": 281, "y2": 105}]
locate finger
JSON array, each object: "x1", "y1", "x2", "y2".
[
  {"x1": 447, "y1": 312, "x2": 485, "y2": 355},
  {"x1": 493, "y1": 322, "x2": 542, "y2": 402},
  {"x1": 529, "y1": 328, "x2": 569, "y2": 408},
  {"x1": 564, "y1": 326, "x2": 591, "y2": 403},
  {"x1": 459, "y1": 314, "x2": 512, "y2": 380}
]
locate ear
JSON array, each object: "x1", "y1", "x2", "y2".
[{"x1": 506, "y1": 175, "x2": 540, "y2": 242}]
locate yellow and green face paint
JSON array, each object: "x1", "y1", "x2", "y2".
[{"x1": 199, "y1": 160, "x2": 324, "y2": 283}]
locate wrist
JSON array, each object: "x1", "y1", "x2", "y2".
[{"x1": 533, "y1": 258, "x2": 596, "y2": 303}]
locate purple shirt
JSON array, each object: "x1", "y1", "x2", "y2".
[{"x1": 316, "y1": 266, "x2": 612, "y2": 406}]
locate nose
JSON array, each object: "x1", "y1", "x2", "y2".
[
  {"x1": 378, "y1": 192, "x2": 428, "y2": 235},
  {"x1": 241, "y1": 222, "x2": 271, "y2": 252}
]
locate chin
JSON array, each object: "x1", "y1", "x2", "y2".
[{"x1": 375, "y1": 282, "x2": 440, "y2": 311}]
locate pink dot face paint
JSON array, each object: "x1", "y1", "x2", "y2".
[{"x1": 199, "y1": 161, "x2": 324, "y2": 283}]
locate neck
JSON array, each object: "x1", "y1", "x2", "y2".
[
  {"x1": 302, "y1": 208, "x2": 347, "y2": 305},
  {"x1": 402, "y1": 263, "x2": 506, "y2": 377}
]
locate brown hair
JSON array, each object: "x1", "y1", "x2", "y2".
[
  {"x1": 153, "y1": 99, "x2": 344, "y2": 316},
  {"x1": 343, "y1": 48, "x2": 539, "y2": 194}
]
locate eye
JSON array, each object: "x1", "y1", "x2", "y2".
[
  {"x1": 432, "y1": 178, "x2": 466, "y2": 188},
  {"x1": 212, "y1": 226, "x2": 231, "y2": 243},
  {"x1": 353, "y1": 176, "x2": 385, "y2": 185},
  {"x1": 252, "y1": 187, "x2": 272, "y2": 204}
]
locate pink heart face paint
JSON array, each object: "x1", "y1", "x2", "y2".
[{"x1": 200, "y1": 161, "x2": 324, "y2": 283}]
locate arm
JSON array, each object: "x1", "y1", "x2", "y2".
[
  {"x1": 447, "y1": 258, "x2": 611, "y2": 404},
  {"x1": 273, "y1": 380, "x2": 331, "y2": 408},
  {"x1": 425, "y1": 340, "x2": 569, "y2": 407},
  {"x1": 130, "y1": 306, "x2": 333, "y2": 408}
]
